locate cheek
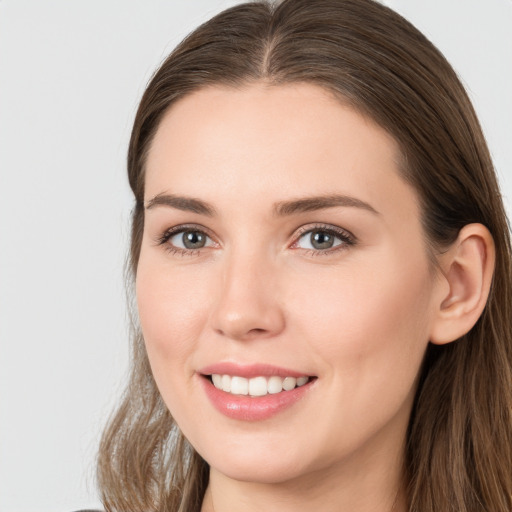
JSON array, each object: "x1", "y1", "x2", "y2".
[
  {"x1": 288, "y1": 250, "x2": 433, "y2": 393},
  {"x1": 135, "y1": 253, "x2": 212, "y2": 367}
]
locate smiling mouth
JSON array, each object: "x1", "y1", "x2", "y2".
[{"x1": 206, "y1": 374, "x2": 314, "y2": 397}]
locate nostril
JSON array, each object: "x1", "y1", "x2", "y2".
[{"x1": 249, "y1": 328, "x2": 267, "y2": 334}]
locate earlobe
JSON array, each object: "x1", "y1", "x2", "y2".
[{"x1": 429, "y1": 224, "x2": 495, "y2": 345}]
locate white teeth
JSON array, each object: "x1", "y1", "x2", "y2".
[
  {"x1": 210, "y1": 374, "x2": 311, "y2": 396},
  {"x1": 212, "y1": 374, "x2": 222, "y2": 388},
  {"x1": 297, "y1": 376, "x2": 308, "y2": 386},
  {"x1": 230, "y1": 376, "x2": 249, "y2": 395},
  {"x1": 267, "y1": 376, "x2": 283, "y2": 394},
  {"x1": 282, "y1": 376, "x2": 297, "y2": 391},
  {"x1": 221, "y1": 374, "x2": 231, "y2": 392},
  {"x1": 249, "y1": 376, "x2": 267, "y2": 397}
]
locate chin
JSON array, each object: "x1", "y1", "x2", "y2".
[
  {"x1": 198, "y1": 437, "x2": 318, "y2": 485},
  {"x1": 211, "y1": 457, "x2": 309, "y2": 485}
]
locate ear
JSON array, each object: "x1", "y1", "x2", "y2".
[{"x1": 429, "y1": 223, "x2": 495, "y2": 345}]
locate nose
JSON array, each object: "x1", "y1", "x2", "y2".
[{"x1": 210, "y1": 250, "x2": 286, "y2": 341}]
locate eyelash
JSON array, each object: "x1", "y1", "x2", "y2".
[
  {"x1": 155, "y1": 224, "x2": 216, "y2": 257},
  {"x1": 292, "y1": 224, "x2": 357, "y2": 256},
  {"x1": 155, "y1": 223, "x2": 357, "y2": 257}
]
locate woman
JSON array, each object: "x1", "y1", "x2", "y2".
[{"x1": 97, "y1": 0, "x2": 512, "y2": 510}]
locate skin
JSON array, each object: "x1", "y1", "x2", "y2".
[{"x1": 136, "y1": 83, "x2": 449, "y2": 512}]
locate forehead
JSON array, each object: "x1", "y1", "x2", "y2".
[{"x1": 145, "y1": 83, "x2": 418, "y2": 223}]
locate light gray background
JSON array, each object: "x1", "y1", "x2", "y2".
[{"x1": 0, "y1": 1, "x2": 510, "y2": 511}]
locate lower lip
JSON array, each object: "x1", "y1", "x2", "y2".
[{"x1": 200, "y1": 376, "x2": 315, "y2": 421}]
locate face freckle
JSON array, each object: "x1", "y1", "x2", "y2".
[{"x1": 136, "y1": 82, "x2": 440, "y2": 487}]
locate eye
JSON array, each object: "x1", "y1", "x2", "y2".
[
  {"x1": 170, "y1": 230, "x2": 212, "y2": 250},
  {"x1": 156, "y1": 225, "x2": 216, "y2": 255},
  {"x1": 293, "y1": 225, "x2": 356, "y2": 253}
]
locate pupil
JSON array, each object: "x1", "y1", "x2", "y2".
[
  {"x1": 183, "y1": 231, "x2": 205, "y2": 249},
  {"x1": 311, "y1": 231, "x2": 333, "y2": 249}
]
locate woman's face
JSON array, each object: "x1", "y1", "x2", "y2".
[{"x1": 137, "y1": 83, "x2": 443, "y2": 485}]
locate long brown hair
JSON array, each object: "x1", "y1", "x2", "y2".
[{"x1": 97, "y1": 1, "x2": 512, "y2": 510}]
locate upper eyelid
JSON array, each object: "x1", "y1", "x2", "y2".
[
  {"x1": 155, "y1": 223, "x2": 217, "y2": 245},
  {"x1": 166, "y1": 223, "x2": 210, "y2": 232},
  {"x1": 292, "y1": 223, "x2": 356, "y2": 241}
]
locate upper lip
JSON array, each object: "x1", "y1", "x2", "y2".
[{"x1": 198, "y1": 362, "x2": 314, "y2": 379}]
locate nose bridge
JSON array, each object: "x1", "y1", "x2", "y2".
[{"x1": 210, "y1": 243, "x2": 285, "y2": 340}]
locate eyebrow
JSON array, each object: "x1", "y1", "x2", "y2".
[
  {"x1": 273, "y1": 194, "x2": 379, "y2": 216},
  {"x1": 145, "y1": 193, "x2": 379, "y2": 217},
  {"x1": 145, "y1": 194, "x2": 216, "y2": 216}
]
